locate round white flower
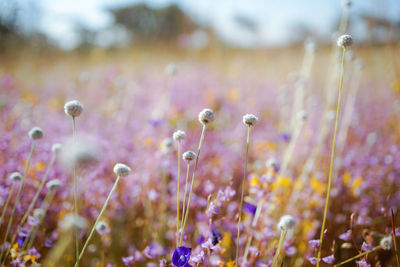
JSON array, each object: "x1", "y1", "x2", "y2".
[
  {"x1": 243, "y1": 114, "x2": 258, "y2": 127},
  {"x1": 29, "y1": 127, "x2": 43, "y2": 140},
  {"x1": 198, "y1": 109, "x2": 215, "y2": 125},
  {"x1": 113, "y1": 163, "x2": 131, "y2": 177},
  {"x1": 64, "y1": 100, "x2": 84, "y2": 117}
]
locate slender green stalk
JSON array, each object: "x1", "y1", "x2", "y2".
[
  {"x1": 72, "y1": 117, "x2": 80, "y2": 266},
  {"x1": 242, "y1": 200, "x2": 263, "y2": 266},
  {"x1": 0, "y1": 141, "x2": 35, "y2": 262},
  {"x1": 21, "y1": 154, "x2": 56, "y2": 225},
  {"x1": 235, "y1": 126, "x2": 250, "y2": 267},
  {"x1": 334, "y1": 245, "x2": 381, "y2": 266},
  {"x1": 316, "y1": 48, "x2": 347, "y2": 267},
  {"x1": 23, "y1": 190, "x2": 55, "y2": 250},
  {"x1": 2, "y1": 154, "x2": 57, "y2": 263},
  {"x1": 180, "y1": 162, "x2": 190, "y2": 241},
  {"x1": 75, "y1": 175, "x2": 122, "y2": 267},
  {"x1": 176, "y1": 140, "x2": 182, "y2": 246},
  {"x1": 180, "y1": 125, "x2": 206, "y2": 246},
  {"x1": 271, "y1": 230, "x2": 287, "y2": 267},
  {"x1": 0, "y1": 183, "x2": 15, "y2": 225}
]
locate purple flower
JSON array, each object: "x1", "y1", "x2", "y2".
[
  {"x1": 361, "y1": 241, "x2": 373, "y2": 251},
  {"x1": 322, "y1": 254, "x2": 335, "y2": 264},
  {"x1": 172, "y1": 246, "x2": 192, "y2": 267},
  {"x1": 308, "y1": 239, "x2": 320, "y2": 249},
  {"x1": 28, "y1": 216, "x2": 40, "y2": 227},
  {"x1": 28, "y1": 247, "x2": 41, "y2": 258},
  {"x1": 191, "y1": 250, "x2": 205, "y2": 264},
  {"x1": 243, "y1": 202, "x2": 257, "y2": 216},
  {"x1": 338, "y1": 230, "x2": 352, "y2": 241},
  {"x1": 122, "y1": 255, "x2": 135, "y2": 266},
  {"x1": 44, "y1": 238, "x2": 54, "y2": 248},
  {"x1": 307, "y1": 256, "x2": 319, "y2": 266},
  {"x1": 206, "y1": 202, "x2": 220, "y2": 216},
  {"x1": 356, "y1": 259, "x2": 371, "y2": 267}
]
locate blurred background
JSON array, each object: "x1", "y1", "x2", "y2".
[{"x1": 1, "y1": 0, "x2": 399, "y2": 52}]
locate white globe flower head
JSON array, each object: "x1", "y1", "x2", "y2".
[
  {"x1": 9, "y1": 172, "x2": 22, "y2": 182},
  {"x1": 46, "y1": 179, "x2": 62, "y2": 191},
  {"x1": 182, "y1": 151, "x2": 196, "y2": 162},
  {"x1": 165, "y1": 63, "x2": 178, "y2": 76},
  {"x1": 173, "y1": 130, "x2": 186, "y2": 141},
  {"x1": 51, "y1": 143, "x2": 62, "y2": 154},
  {"x1": 113, "y1": 163, "x2": 131, "y2": 177},
  {"x1": 64, "y1": 100, "x2": 84, "y2": 118},
  {"x1": 60, "y1": 213, "x2": 87, "y2": 231},
  {"x1": 60, "y1": 136, "x2": 101, "y2": 169},
  {"x1": 278, "y1": 215, "x2": 296, "y2": 231},
  {"x1": 95, "y1": 221, "x2": 110, "y2": 235},
  {"x1": 29, "y1": 127, "x2": 44, "y2": 140},
  {"x1": 266, "y1": 158, "x2": 279, "y2": 169},
  {"x1": 161, "y1": 138, "x2": 173, "y2": 154},
  {"x1": 380, "y1": 236, "x2": 393, "y2": 250},
  {"x1": 337, "y1": 34, "x2": 353, "y2": 48},
  {"x1": 33, "y1": 208, "x2": 46, "y2": 220},
  {"x1": 243, "y1": 114, "x2": 258, "y2": 127},
  {"x1": 198, "y1": 108, "x2": 215, "y2": 125}
]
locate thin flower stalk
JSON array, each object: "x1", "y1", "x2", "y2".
[
  {"x1": 0, "y1": 183, "x2": 15, "y2": 225},
  {"x1": 180, "y1": 162, "x2": 191, "y2": 240},
  {"x1": 316, "y1": 47, "x2": 347, "y2": 267},
  {"x1": 334, "y1": 245, "x2": 381, "y2": 266},
  {"x1": 180, "y1": 125, "x2": 206, "y2": 246},
  {"x1": 271, "y1": 230, "x2": 287, "y2": 267},
  {"x1": 235, "y1": 126, "x2": 250, "y2": 267},
  {"x1": 75, "y1": 175, "x2": 122, "y2": 266},
  {"x1": 176, "y1": 140, "x2": 182, "y2": 246},
  {"x1": 0, "y1": 141, "x2": 36, "y2": 262}
]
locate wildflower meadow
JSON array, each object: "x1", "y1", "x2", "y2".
[{"x1": 1, "y1": 0, "x2": 400, "y2": 266}]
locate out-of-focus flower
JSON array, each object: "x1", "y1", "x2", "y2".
[
  {"x1": 172, "y1": 246, "x2": 192, "y2": 267},
  {"x1": 322, "y1": 254, "x2": 335, "y2": 264},
  {"x1": 198, "y1": 109, "x2": 215, "y2": 125},
  {"x1": 29, "y1": 127, "x2": 43, "y2": 140},
  {"x1": 96, "y1": 221, "x2": 110, "y2": 235},
  {"x1": 277, "y1": 215, "x2": 296, "y2": 231},
  {"x1": 173, "y1": 130, "x2": 186, "y2": 141},
  {"x1": 64, "y1": 100, "x2": 84, "y2": 117},
  {"x1": 243, "y1": 114, "x2": 258, "y2": 127},
  {"x1": 122, "y1": 255, "x2": 135, "y2": 266},
  {"x1": 113, "y1": 163, "x2": 131, "y2": 177},
  {"x1": 380, "y1": 236, "x2": 393, "y2": 250}
]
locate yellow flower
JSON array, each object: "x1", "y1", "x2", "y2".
[
  {"x1": 250, "y1": 175, "x2": 260, "y2": 187},
  {"x1": 352, "y1": 176, "x2": 363, "y2": 195},
  {"x1": 226, "y1": 260, "x2": 235, "y2": 267},
  {"x1": 272, "y1": 175, "x2": 292, "y2": 191},
  {"x1": 222, "y1": 231, "x2": 232, "y2": 249},
  {"x1": 36, "y1": 161, "x2": 45, "y2": 171},
  {"x1": 342, "y1": 172, "x2": 351, "y2": 185},
  {"x1": 310, "y1": 177, "x2": 325, "y2": 195},
  {"x1": 227, "y1": 88, "x2": 239, "y2": 102},
  {"x1": 144, "y1": 138, "x2": 153, "y2": 146}
]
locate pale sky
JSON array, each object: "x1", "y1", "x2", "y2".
[{"x1": 35, "y1": 0, "x2": 400, "y2": 49}]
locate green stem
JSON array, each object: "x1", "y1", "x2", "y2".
[
  {"x1": 334, "y1": 245, "x2": 381, "y2": 266},
  {"x1": 180, "y1": 125, "x2": 206, "y2": 246},
  {"x1": 0, "y1": 183, "x2": 15, "y2": 225},
  {"x1": 316, "y1": 48, "x2": 347, "y2": 266},
  {"x1": 20, "y1": 155, "x2": 56, "y2": 225},
  {"x1": 180, "y1": 162, "x2": 190, "y2": 242},
  {"x1": 272, "y1": 230, "x2": 287, "y2": 267},
  {"x1": 0, "y1": 141, "x2": 35, "y2": 263},
  {"x1": 176, "y1": 141, "x2": 181, "y2": 246},
  {"x1": 235, "y1": 126, "x2": 250, "y2": 267},
  {"x1": 75, "y1": 175, "x2": 122, "y2": 267},
  {"x1": 72, "y1": 117, "x2": 80, "y2": 267}
]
